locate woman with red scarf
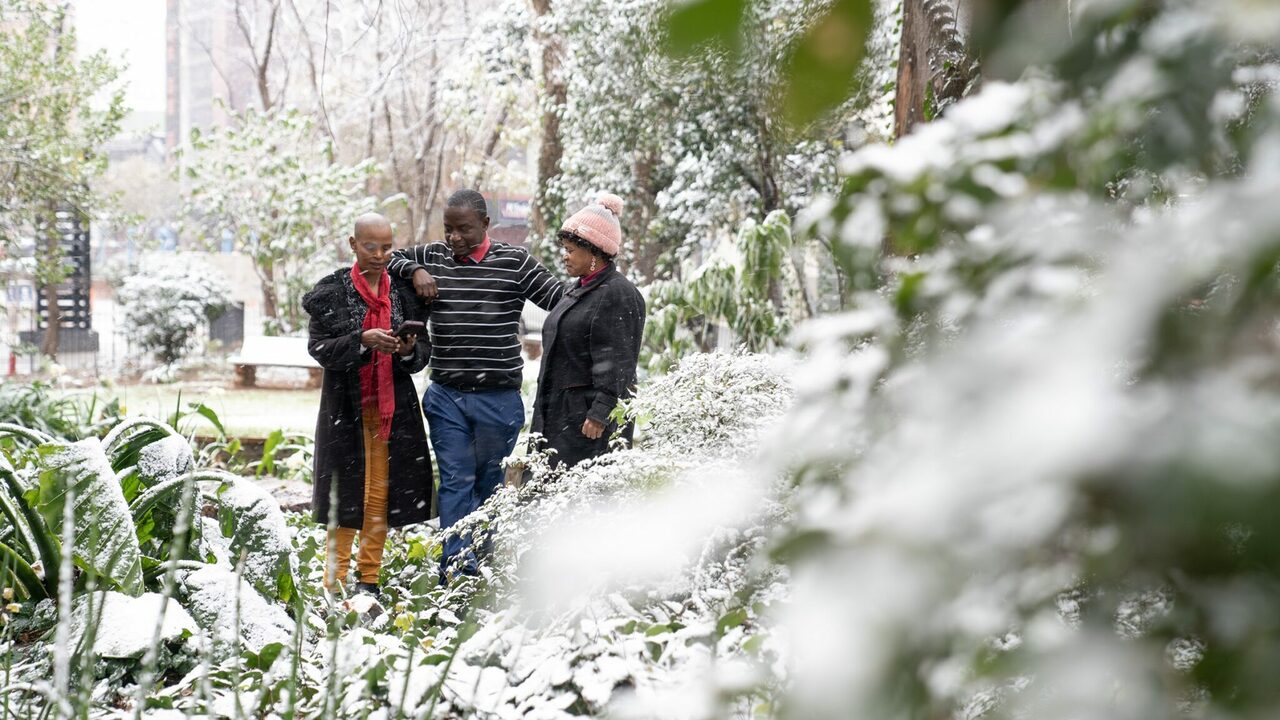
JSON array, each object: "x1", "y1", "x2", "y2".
[{"x1": 304, "y1": 213, "x2": 435, "y2": 596}]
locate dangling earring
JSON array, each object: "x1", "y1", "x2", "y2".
[{"x1": 589, "y1": 258, "x2": 597, "y2": 273}]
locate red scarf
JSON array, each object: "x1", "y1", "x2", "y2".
[{"x1": 351, "y1": 263, "x2": 394, "y2": 440}]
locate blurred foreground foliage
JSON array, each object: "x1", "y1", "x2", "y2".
[{"x1": 758, "y1": 1, "x2": 1280, "y2": 718}]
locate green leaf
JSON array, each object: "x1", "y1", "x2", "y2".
[
  {"x1": 198, "y1": 471, "x2": 296, "y2": 603},
  {"x1": 645, "y1": 622, "x2": 684, "y2": 637},
  {"x1": 895, "y1": 271, "x2": 927, "y2": 316},
  {"x1": 259, "y1": 429, "x2": 285, "y2": 477},
  {"x1": 245, "y1": 641, "x2": 286, "y2": 671},
  {"x1": 189, "y1": 403, "x2": 226, "y2": 438},
  {"x1": 116, "y1": 467, "x2": 142, "y2": 503},
  {"x1": 0, "y1": 539, "x2": 48, "y2": 601},
  {"x1": 780, "y1": 0, "x2": 874, "y2": 128},
  {"x1": 1, "y1": 466, "x2": 62, "y2": 598},
  {"x1": 663, "y1": 0, "x2": 746, "y2": 58},
  {"x1": 276, "y1": 563, "x2": 296, "y2": 605},
  {"x1": 0, "y1": 479, "x2": 36, "y2": 563},
  {"x1": 218, "y1": 488, "x2": 236, "y2": 539},
  {"x1": 423, "y1": 652, "x2": 453, "y2": 666},
  {"x1": 104, "y1": 419, "x2": 174, "y2": 473},
  {"x1": 35, "y1": 439, "x2": 145, "y2": 596},
  {"x1": 407, "y1": 539, "x2": 428, "y2": 562},
  {"x1": 716, "y1": 607, "x2": 748, "y2": 636},
  {"x1": 770, "y1": 527, "x2": 832, "y2": 564},
  {"x1": 129, "y1": 473, "x2": 188, "y2": 549}
]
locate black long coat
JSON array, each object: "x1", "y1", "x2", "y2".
[
  {"x1": 531, "y1": 264, "x2": 645, "y2": 467},
  {"x1": 303, "y1": 269, "x2": 435, "y2": 528}
]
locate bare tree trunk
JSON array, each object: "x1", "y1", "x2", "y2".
[
  {"x1": 284, "y1": 0, "x2": 337, "y2": 144},
  {"x1": 398, "y1": 62, "x2": 426, "y2": 245},
  {"x1": 888, "y1": 0, "x2": 976, "y2": 257},
  {"x1": 385, "y1": 99, "x2": 416, "y2": 238},
  {"x1": 258, "y1": 262, "x2": 278, "y2": 328},
  {"x1": 755, "y1": 113, "x2": 780, "y2": 213},
  {"x1": 894, "y1": 0, "x2": 928, "y2": 138},
  {"x1": 410, "y1": 110, "x2": 444, "y2": 246},
  {"x1": 473, "y1": 103, "x2": 511, "y2": 191},
  {"x1": 422, "y1": 137, "x2": 447, "y2": 240},
  {"x1": 234, "y1": 0, "x2": 282, "y2": 111},
  {"x1": 729, "y1": 110, "x2": 781, "y2": 224},
  {"x1": 366, "y1": 8, "x2": 387, "y2": 195},
  {"x1": 529, "y1": 0, "x2": 566, "y2": 256},
  {"x1": 40, "y1": 245, "x2": 61, "y2": 360},
  {"x1": 39, "y1": 22, "x2": 66, "y2": 360},
  {"x1": 410, "y1": 4, "x2": 444, "y2": 246}
]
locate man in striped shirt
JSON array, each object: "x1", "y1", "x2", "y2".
[{"x1": 388, "y1": 189, "x2": 564, "y2": 580}]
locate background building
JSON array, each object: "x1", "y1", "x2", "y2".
[{"x1": 166, "y1": 0, "x2": 258, "y2": 151}]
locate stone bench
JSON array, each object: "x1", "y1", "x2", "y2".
[{"x1": 228, "y1": 336, "x2": 322, "y2": 388}]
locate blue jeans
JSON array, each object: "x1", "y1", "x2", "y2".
[{"x1": 422, "y1": 382, "x2": 524, "y2": 576}]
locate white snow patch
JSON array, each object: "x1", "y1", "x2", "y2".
[
  {"x1": 71, "y1": 591, "x2": 197, "y2": 659},
  {"x1": 136, "y1": 435, "x2": 194, "y2": 480},
  {"x1": 181, "y1": 565, "x2": 294, "y2": 654}
]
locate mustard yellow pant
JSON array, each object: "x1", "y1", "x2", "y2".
[{"x1": 323, "y1": 407, "x2": 390, "y2": 589}]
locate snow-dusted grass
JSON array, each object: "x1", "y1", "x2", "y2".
[{"x1": 77, "y1": 384, "x2": 320, "y2": 437}]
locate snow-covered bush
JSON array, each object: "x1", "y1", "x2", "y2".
[
  {"x1": 396, "y1": 351, "x2": 795, "y2": 717},
  {"x1": 762, "y1": 2, "x2": 1280, "y2": 718},
  {"x1": 776, "y1": 162, "x2": 1280, "y2": 720},
  {"x1": 543, "y1": 0, "x2": 863, "y2": 279},
  {"x1": 644, "y1": 211, "x2": 814, "y2": 370},
  {"x1": 628, "y1": 350, "x2": 793, "y2": 453},
  {"x1": 117, "y1": 260, "x2": 231, "y2": 367}
]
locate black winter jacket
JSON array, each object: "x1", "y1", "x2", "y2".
[
  {"x1": 531, "y1": 265, "x2": 645, "y2": 467},
  {"x1": 303, "y1": 269, "x2": 435, "y2": 528}
]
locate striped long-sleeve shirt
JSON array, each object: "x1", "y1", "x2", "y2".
[{"x1": 388, "y1": 241, "x2": 565, "y2": 390}]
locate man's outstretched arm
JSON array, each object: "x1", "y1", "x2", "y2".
[
  {"x1": 519, "y1": 253, "x2": 565, "y2": 310},
  {"x1": 389, "y1": 247, "x2": 439, "y2": 299}
]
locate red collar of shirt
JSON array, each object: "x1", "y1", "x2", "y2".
[
  {"x1": 579, "y1": 264, "x2": 610, "y2": 287},
  {"x1": 465, "y1": 236, "x2": 491, "y2": 264}
]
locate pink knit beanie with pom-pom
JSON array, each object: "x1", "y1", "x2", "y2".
[{"x1": 560, "y1": 193, "x2": 624, "y2": 257}]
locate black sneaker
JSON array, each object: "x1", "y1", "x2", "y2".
[{"x1": 355, "y1": 582, "x2": 380, "y2": 596}]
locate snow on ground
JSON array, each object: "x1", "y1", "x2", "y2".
[{"x1": 70, "y1": 592, "x2": 197, "y2": 660}]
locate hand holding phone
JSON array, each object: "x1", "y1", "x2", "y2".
[{"x1": 395, "y1": 320, "x2": 426, "y2": 340}]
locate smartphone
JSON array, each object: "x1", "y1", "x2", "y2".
[{"x1": 395, "y1": 320, "x2": 426, "y2": 339}]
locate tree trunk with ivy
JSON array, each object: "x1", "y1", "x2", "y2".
[
  {"x1": 529, "y1": 0, "x2": 566, "y2": 256},
  {"x1": 893, "y1": 0, "x2": 974, "y2": 139},
  {"x1": 625, "y1": 150, "x2": 662, "y2": 282}
]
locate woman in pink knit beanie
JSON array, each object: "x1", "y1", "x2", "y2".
[{"x1": 529, "y1": 193, "x2": 647, "y2": 468}]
